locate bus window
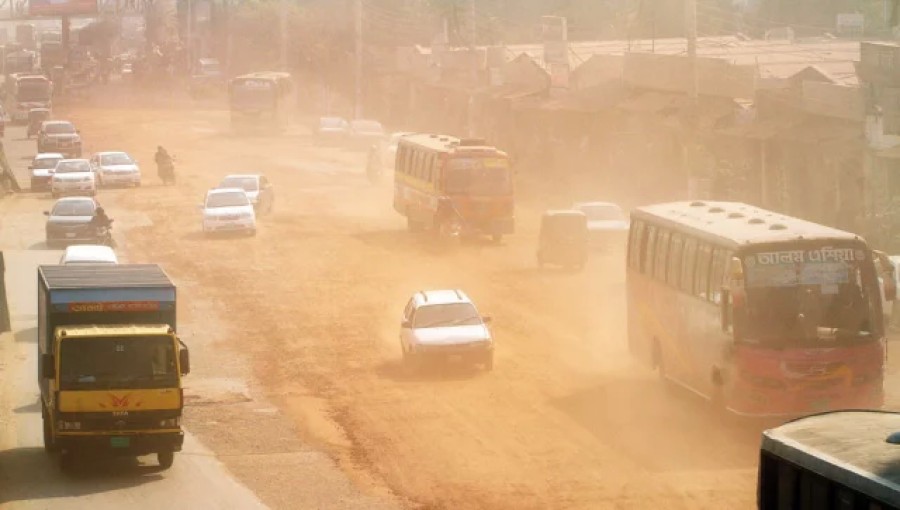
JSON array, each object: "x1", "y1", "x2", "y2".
[
  {"x1": 654, "y1": 230, "x2": 670, "y2": 281},
  {"x1": 432, "y1": 156, "x2": 442, "y2": 185},
  {"x1": 425, "y1": 154, "x2": 434, "y2": 182},
  {"x1": 695, "y1": 243, "x2": 712, "y2": 299},
  {"x1": 709, "y1": 248, "x2": 728, "y2": 303},
  {"x1": 628, "y1": 220, "x2": 645, "y2": 270},
  {"x1": 645, "y1": 225, "x2": 657, "y2": 276},
  {"x1": 398, "y1": 146, "x2": 408, "y2": 174},
  {"x1": 681, "y1": 237, "x2": 697, "y2": 293},
  {"x1": 667, "y1": 233, "x2": 684, "y2": 287}
]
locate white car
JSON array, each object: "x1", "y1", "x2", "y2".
[
  {"x1": 59, "y1": 244, "x2": 118, "y2": 265},
  {"x1": 399, "y1": 289, "x2": 494, "y2": 370},
  {"x1": 572, "y1": 201, "x2": 629, "y2": 244},
  {"x1": 217, "y1": 174, "x2": 274, "y2": 214},
  {"x1": 201, "y1": 188, "x2": 257, "y2": 236},
  {"x1": 91, "y1": 151, "x2": 141, "y2": 187},
  {"x1": 51, "y1": 159, "x2": 96, "y2": 198},
  {"x1": 29, "y1": 152, "x2": 64, "y2": 191}
]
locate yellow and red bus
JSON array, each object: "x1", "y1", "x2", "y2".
[
  {"x1": 393, "y1": 134, "x2": 514, "y2": 241},
  {"x1": 627, "y1": 201, "x2": 886, "y2": 416}
]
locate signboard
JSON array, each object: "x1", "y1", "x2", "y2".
[
  {"x1": 30, "y1": 0, "x2": 98, "y2": 17},
  {"x1": 67, "y1": 301, "x2": 161, "y2": 313},
  {"x1": 744, "y1": 248, "x2": 866, "y2": 289}
]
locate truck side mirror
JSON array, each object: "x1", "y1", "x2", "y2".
[
  {"x1": 179, "y1": 348, "x2": 190, "y2": 376},
  {"x1": 40, "y1": 353, "x2": 55, "y2": 379}
]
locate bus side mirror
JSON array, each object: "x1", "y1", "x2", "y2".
[
  {"x1": 179, "y1": 348, "x2": 190, "y2": 376},
  {"x1": 720, "y1": 288, "x2": 732, "y2": 332},
  {"x1": 40, "y1": 354, "x2": 55, "y2": 379}
]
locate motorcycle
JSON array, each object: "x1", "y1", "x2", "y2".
[
  {"x1": 94, "y1": 220, "x2": 114, "y2": 247},
  {"x1": 157, "y1": 157, "x2": 176, "y2": 186}
]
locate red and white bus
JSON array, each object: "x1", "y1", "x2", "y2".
[
  {"x1": 393, "y1": 134, "x2": 514, "y2": 241},
  {"x1": 627, "y1": 201, "x2": 887, "y2": 416}
]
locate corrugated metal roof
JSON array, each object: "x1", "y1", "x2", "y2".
[{"x1": 39, "y1": 264, "x2": 174, "y2": 290}]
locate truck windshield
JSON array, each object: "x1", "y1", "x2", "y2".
[
  {"x1": 741, "y1": 245, "x2": 881, "y2": 346},
  {"x1": 444, "y1": 157, "x2": 511, "y2": 196},
  {"x1": 59, "y1": 335, "x2": 177, "y2": 390}
]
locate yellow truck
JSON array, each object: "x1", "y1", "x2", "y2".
[{"x1": 38, "y1": 264, "x2": 190, "y2": 470}]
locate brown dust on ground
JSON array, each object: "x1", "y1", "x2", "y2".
[{"x1": 58, "y1": 93, "x2": 762, "y2": 509}]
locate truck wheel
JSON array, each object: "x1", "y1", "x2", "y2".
[
  {"x1": 157, "y1": 450, "x2": 175, "y2": 469},
  {"x1": 42, "y1": 414, "x2": 58, "y2": 453}
]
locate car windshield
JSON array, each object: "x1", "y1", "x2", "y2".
[
  {"x1": 352, "y1": 120, "x2": 383, "y2": 134},
  {"x1": 320, "y1": 117, "x2": 346, "y2": 129},
  {"x1": 51, "y1": 200, "x2": 94, "y2": 216},
  {"x1": 100, "y1": 153, "x2": 133, "y2": 166},
  {"x1": 220, "y1": 177, "x2": 258, "y2": 192},
  {"x1": 207, "y1": 192, "x2": 249, "y2": 208},
  {"x1": 45, "y1": 122, "x2": 75, "y2": 134},
  {"x1": 445, "y1": 157, "x2": 512, "y2": 196},
  {"x1": 59, "y1": 335, "x2": 178, "y2": 391},
  {"x1": 577, "y1": 204, "x2": 625, "y2": 221},
  {"x1": 740, "y1": 244, "x2": 881, "y2": 346},
  {"x1": 55, "y1": 160, "x2": 90, "y2": 173},
  {"x1": 33, "y1": 157, "x2": 61, "y2": 169},
  {"x1": 413, "y1": 303, "x2": 482, "y2": 328}
]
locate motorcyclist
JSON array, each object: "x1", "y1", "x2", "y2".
[
  {"x1": 90, "y1": 206, "x2": 112, "y2": 230},
  {"x1": 155, "y1": 145, "x2": 174, "y2": 184}
]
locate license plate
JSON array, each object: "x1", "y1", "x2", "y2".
[
  {"x1": 65, "y1": 233, "x2": 76, "y2": 238},
  {"x1": 110, "y1": 436, "x2": 130, "y2": 448}
]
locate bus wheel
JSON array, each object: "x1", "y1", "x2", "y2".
[{"x1": 157, "y1": 450, "x2": 175, "y2": 469}]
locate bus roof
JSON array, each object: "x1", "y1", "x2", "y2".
[
  {"x1": 398, "y1": 133, "x2": 507, "y2": 156},
  {"x1": 232, "y1": 71, "x2": 291, "y2": 82},
  {"x1": 632, "y1": 201, "x2": 862, "y2": 248},
  {"x1": 762, "y1": 410, "x2": 900, "y2": 507}
]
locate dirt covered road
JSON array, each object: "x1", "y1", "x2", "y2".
[{"x1": 60, "y1": 94, "x2": 761, "y2": 509}]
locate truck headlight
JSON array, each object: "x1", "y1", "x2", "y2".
[
  {"x1": 57, "y1": 420, "x2": 81, "y2": 430},
  {"x1": 159, "y1": 417, "x2": 181, "y2": 428}
]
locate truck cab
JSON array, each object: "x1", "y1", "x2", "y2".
[{"x1": 37, "y1": 264, "x2": 189, "y2": 470}]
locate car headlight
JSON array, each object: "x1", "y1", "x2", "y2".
[
  {"x1": 159, "y1": 417, "x2": 181, "y2": 428},
  {"x1": 57, "y1": 420, "x2": 81, "y2": 430}
]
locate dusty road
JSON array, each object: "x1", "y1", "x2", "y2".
[
  {"x1": 37, "y1": 84, "x2": 767, "y2": 510},
  {"x1": 9, "y1": 82, "x2": 900, "y2": 509}
]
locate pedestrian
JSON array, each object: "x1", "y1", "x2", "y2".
[
  {"x1": 0, "y1": 140, "x2": 20, "y2": 193},
  {"x1": 0, "y1": 251, "x2": 10, "y2": 333}
]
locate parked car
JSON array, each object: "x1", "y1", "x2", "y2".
[
  {"x1": 90, "y1": 151, "x2": 141, "y2": 187},
  {"x1": 50, "y1": 158, "x2": 96, "y2": 198},
  {"x1": 367, "y1": 131, "x2": 412, "y2": 176},
  {"x1": 217, "y1": 174, "x2": 274, "y2": 214},
  {"x1": 37, "y1": 120, "x2": 82, "y2": 157},
  {"x1": 572, "y1": 201, "x2": 629, "y2": 246},
  {"x1": 44, "y1": 196, "x2": 100, "y2": 248},
  {"x1": 29, "y1": 152, "x2": 64, "y2": 191},
  {"x1": 59, "y1": 244, "x2": 118, "y2": 265},
  {"x1": 314, "y1": 116, "x2": 349, "y2": 144},
  {"x1": 348, "y1": 119, "x2": 385, "y2": 149},
  {"x1": 399, "y1": 289, "x2": 494, "y2": 371},
  {"x1": 201, "y1": 188, "x2": 257, "y2": 236}
]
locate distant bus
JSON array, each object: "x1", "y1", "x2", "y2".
[
  {"x1": 228, "y1": 72, "x2": 293, "y2": 131},
  {"x1": 627, "y1": 201, "x2": 886, "y2": 416},
  {"x1": 4, "y1": 73, "x2": 51, "y2": 122},
  {"x1": 393, "y1": 134, "x2": 514, "y2": 241},
  {"x1": 759, "y1": 410, "x2": 900, "y2": 509}
]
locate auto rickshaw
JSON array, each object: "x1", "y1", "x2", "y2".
[
  {"x1": 27, "y1": 108, "x2": 49, "y2": 138},
  {"x1": 537, "y1": 210, "x2": 588, "y2": 270}
]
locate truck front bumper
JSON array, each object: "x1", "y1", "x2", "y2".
[{"x1": 57, "y1": 430, "x2": 184, "y2": 455}]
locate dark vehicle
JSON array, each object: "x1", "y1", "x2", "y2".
[
  {"x1": 537, "y1": 210, "x2": 588, "y2": 269},
  {"x1": 758, "y1": 410, "x2": 900, "y2": 510},
  {"x1": 37, "y1": 264, "x2": 189, "y2": 470},
  {"x1": 348, "y1": 119, "x2": 385, "y2": 150},
  {"x1": 37, "y1": 120, "x2": 81, "y2": 157},
  {"x1": 189, "y1": 58, "x2": 223, "y2": 98},
  {"x1": 315, "y1": 116, "x2": 349, "y2": 144},
  {"x1": 43, "y1": 196, "x2": 100, "y2": 248},
  {"x1": 27, "y1": 107, "x2": 49, "y2": 138}
]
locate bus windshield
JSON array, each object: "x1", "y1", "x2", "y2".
[
  {"x1": 231, "y1": 80, "x2": 275, "y2": 110},
  {"x1": 445, "y1": 157, "x2": 511, "y2": 196},
  {"x1": 741, "y1": 244, "x2": 881, "y2": 346},
  {"x1": 18, "y1": 80, "x2": 49, "y2": 101}
]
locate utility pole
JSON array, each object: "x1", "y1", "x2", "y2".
[
  {"x1": 685, "y1": 0, "x2": 699, "y2": 198},
  {"x1": 354, "y1": 0, "x2": 362, "y2": 119},
  {"x1": 279, "y1": 0, "x2": 288, "y2": 71},
  {"x1": 186, "y1": 0, "x2": 192, "y2": 73},
  {"x1": 467, "y1": 0, "x2": 476, "y2": 137}
]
